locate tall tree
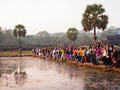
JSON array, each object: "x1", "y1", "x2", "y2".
[
  {"x1": 66, "y1": 28, "x2": 78, "y2": 45},
  {"x1": 81, "y1": 4, "x2": 108, "y2": 43},
  {"x1": 0, "y1": 27, "x2": 2, "y2": 35},
  {"x1": 13, "y1": 24, "x2": 26, "y2": 53}
]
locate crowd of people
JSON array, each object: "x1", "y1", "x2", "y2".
[{"x1": 32, "y1": 43, "x2": 120, "y2": 68}]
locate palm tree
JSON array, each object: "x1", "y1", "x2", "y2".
[
  {"x1": 66, "y1": 28, "x2": 78, "y2": 45},
  {"x1": 13, "y1": 24, "x2": 26, "y2": 53},
  {"x1": 81, "y1": 4, "x2": 108, "y2": 43}
]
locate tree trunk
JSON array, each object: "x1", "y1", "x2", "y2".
[
  {"x1": 93, "y1": 26, "x2": 97, "y2": 44},
  {"x1": 19, "y1": 36, "x2": 21, "y2": 54}
]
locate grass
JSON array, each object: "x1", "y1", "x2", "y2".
[{"x1": 0, "y1": 50, "x2": 33, "y2": 56}]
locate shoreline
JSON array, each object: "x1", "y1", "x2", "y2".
[
  {"x1": 0, "y1": 54, "x2": 120, "y2": 73},
  {"x1": 34, "y1": 55, "x2": 120, "y2": 73}
]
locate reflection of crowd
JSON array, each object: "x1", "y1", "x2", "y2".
[{"x1": 32, "y1": 43, "x2": 120, "y2": 69}]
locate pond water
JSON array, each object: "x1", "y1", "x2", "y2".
[{"x1": 0, "y1": 57, "x2": 120, "y2": 90}]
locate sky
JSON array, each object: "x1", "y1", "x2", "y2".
[{"x1": 0, "y1": 0, "x2": 120, "y2": 35}]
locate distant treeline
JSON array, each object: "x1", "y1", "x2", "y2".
[{"x1": 0, "y1": 27, "x2": 120, "y2": 50}]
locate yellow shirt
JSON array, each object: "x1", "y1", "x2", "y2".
[
  {"x1": 80, "y1": 49, "x2": 85, "y2": 56},
  {"x1": 61, "y1": 50, "x2": 64, "y2": 55}
]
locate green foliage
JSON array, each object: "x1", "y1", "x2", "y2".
[
  {"x1": 66, "y1": 28, "x2": 78, "y2": 41},
  {"x1": 13, "y1": 24, "x2": 26, "y2": 38},
  {"x1": 13, "y1": 24, "x2": 27, "y2": 53},
  {"x1": 81, "y1": 4, "x2": 108, "y2": 41}
]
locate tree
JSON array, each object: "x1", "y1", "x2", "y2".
[
  {"x1": 66, "y1": 28, "x2": 78, "y2": 45},
  {"x1": 81, "y1": 4, "x2": 108, "y2": 43},
  {"x1": 13, "y1": 24, "x2": 26, "y2": 53},
  {"x1": 0, "y1": 27, "x2": 2, "y2": 35}
]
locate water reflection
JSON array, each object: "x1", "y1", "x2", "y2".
[
  {"x1": 14, "y1": 71, "x2": 27, "y2": 86},
  {"x1": 0, "y1": 57, "x2": 27, "y2": 88},
  {"x1": 84, "y1": 70, "x2": 120, "y2": 90},
  {"x1": 0, "y1": 58, "x2": 2, "y2": 77},
  {"x1": 0, "y1": 57, "x2": 120, "y2": 90}
]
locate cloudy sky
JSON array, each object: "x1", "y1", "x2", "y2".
[{"x1": 0, "y1": 0, "x2": 120, "y2": 35}]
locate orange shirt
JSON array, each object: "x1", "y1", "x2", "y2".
[{"x1": 73, "y1": 49, "x2": 77, "y2": 55}]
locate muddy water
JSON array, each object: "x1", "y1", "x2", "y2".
[{"x1": 0, "y1": 57, "x2": 120, "y2": 90}]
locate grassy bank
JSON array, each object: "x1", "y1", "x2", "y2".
[{"x1": 0, "y1": 51, "x2": 33, "y2": 57}]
